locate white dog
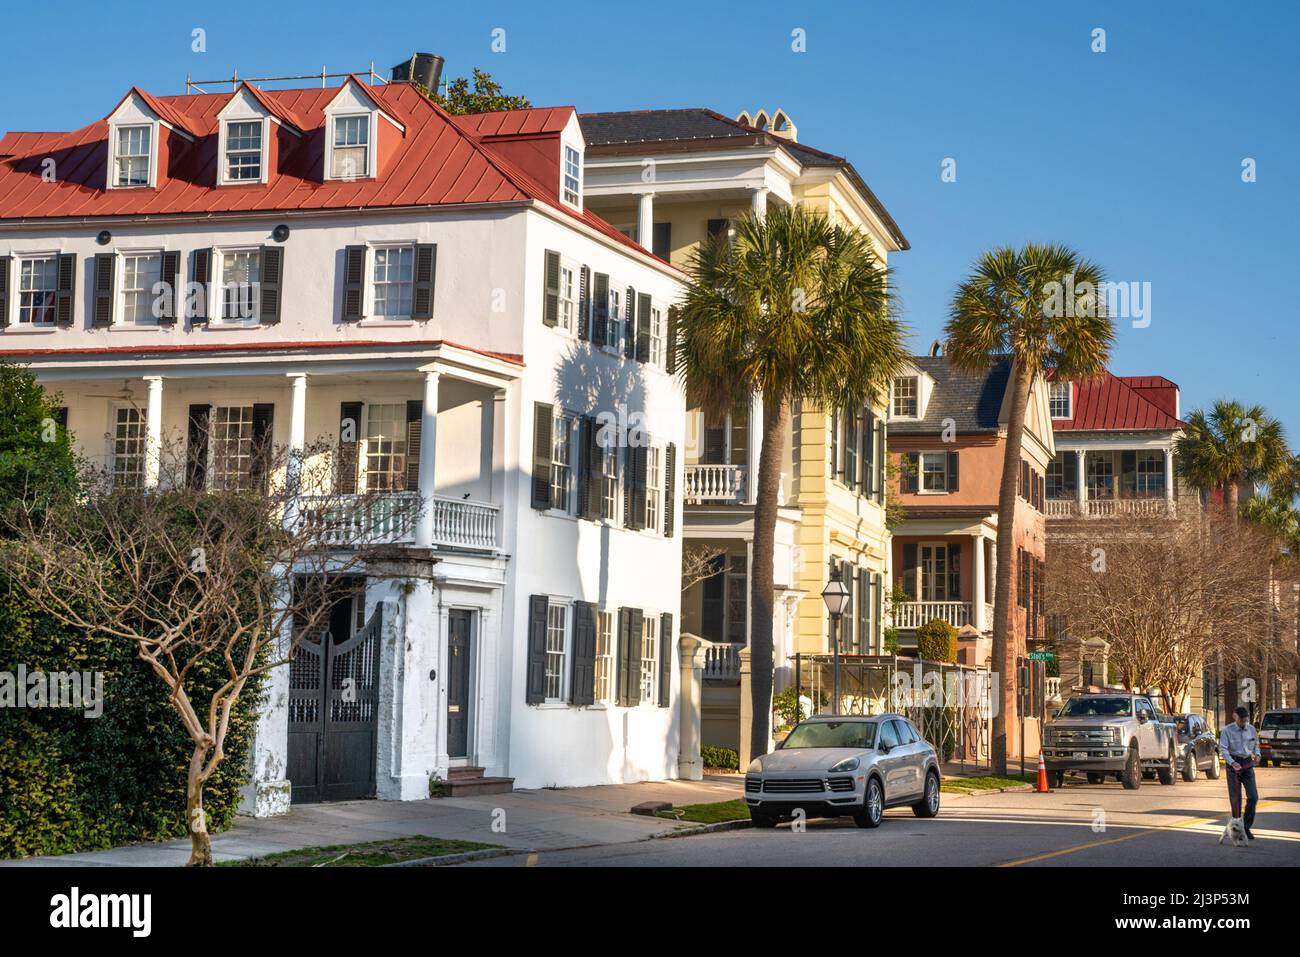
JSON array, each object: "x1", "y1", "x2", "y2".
[{"x1": 1219, "y1": 817, "x2": 1247, "y2": 847}]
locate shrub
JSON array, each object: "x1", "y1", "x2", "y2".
[
  {"x1": 701, "y1": 745, "x2": 740, "y2": 770},
  {"x1": 883, "y1": 626, "x2": 902, "y2": 655},
  {"x1": 917, "y1": 618, "x2": 958, "y2": 663}
]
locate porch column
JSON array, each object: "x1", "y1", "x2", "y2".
[
  {"x1": 286, "y1": 372, "x2": 307, "y2": 484},
  {"x1": 143, "y1": 375, "x2": 163, "y2": 489},
  {"x1": 414, "y1": 371, "x2": 441, "y2": 548},
  {"x1": 751, "y1": 186, "x2": 769, "y2": 216},
  {"x1": 637, "y1": 192, "x2": 654, "y2": 248},
  {"x1": 1164, "y1": 447, "x2": 1175, "y2": 505},
  {"x1": 490, "y1": 389, "x2": 506, "y2": 504},
  {"x1": 972, "y1": 535, "x2": 986, "y2": 632},
  {"x1": 1075, "y1": 449, "x2": 1086, "y2": 510}
]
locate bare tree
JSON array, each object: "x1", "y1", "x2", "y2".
[
  {"x1": 681, "y1": 543, "x2": 727, "y2": 592},
  {"x1": 1, "y1": 436, "x2": 415, "y2": 866}
]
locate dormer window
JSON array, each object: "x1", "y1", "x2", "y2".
[
  {"x1": 562, "y1": 144, "x2": 581, "y2": 207},
  {"x1": 223, "y1": 121, "x2": 263, "y2": 182},
  {"x1": 114, "y1": 125, "x2": 152, "y2": 187},
  {"x1": 331, "y1": 115, "x2": 370, "y2": 180},
  {"x1": 1049, "y1": 380, "x2": 1072, "y2": 419},
  {"x1": 892, "y1": 376, "x2": 918, "y2": 418}
]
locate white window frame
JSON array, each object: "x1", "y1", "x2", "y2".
[
  {"x1": 918, "y1": 542, "x2": 951, "y2": 602},
  {"x1": 544, "y1": 598, "x2": 572, "y2": 703},
  {"x1": 212, "y1": 247, "x2": 262, "y2": 326},
  {"x1": 219, "y1": 117, "x2": 267, "y2": 185},
  {"x1": 603, "y1": 283, "x2": 624, "y2": 352},
  {"x1": 1049, "y1": 380, "x2": 1072, "y2": 420},
  {"x1": 892, "y1": 376, "x2": 919, "y2": 418},
  {"x1": 115, "y1": 249, "x2": 164, "y2": 327},
  {"x1": 561, "y1": 143, "x2": 582, "y2": 209},
  {"x1": 109, "y1": 123, "x2": 154, "y2": 189},
  {"x1": 360, "y1": 401, "x2": 410, "y2": 493},
  {"x1": 639, "y1": 613, "x2": 659, "y2": 705},
  {"x1": 208, "y1": 404, "x2": 258, "y2": 492},
  {"x1": 368, "y1": 244, "x2": 417, "y2": 321},
  {"x1": 327, "y1": 112, "x2": 374, "y2": 181},
  {"x1": 918, "y1": 450, "x2": 949, "y2": 493},
  {"x1": 12, "y1": 253, "x2": 60, "y2": 328},
  {"x1": 644, "y1": 444, "x2": 662, "y2": 531},
  {"x1": 556, "y1": 259, "x2": 578, "y2": 334},
  {"x1": 594, "y1": 608, "x2": 616, "y2": 705},
  {"x1": 109, "y1": 404, "x2": 147, "y2": 489},
  {"x1": 648, "y1": 302, "x2": 665, "y2": 367},
  {"x1": 1135, "y1": 449, "x2": 1165, "y2": 496},
  {"x1": 549, "y1": 412, "x2": 578, "y2": 516}
]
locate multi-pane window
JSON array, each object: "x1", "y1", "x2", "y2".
[
  {"x1": 1087, "y1": 454, "x2": 1114, "y2": 499},
  {"x1": 372, "y1": 246, "x2": 415, "y2": 319},
  {"x1": 224, "y1": 121, "x2": 263, "y2": 181},
  {"x1": 544, "y1": 602, "x2": 569, "y2": 702},
  {"x1": 550, "y1": 413, "x2": 575, "y2": 512},
  {"x1": 111, "y1": 407, "x2": 146, "y2": 488},
  {"x1": 1136, "y1": 450, "x2": 1165, "y2": 495},
  {"x1": 604, "y1": 287, "x2": 623, "y2": 349},
  {"x1": 920, "y1": 544, "x2": 950, "y2": 602},
  {"x1": 920, "y1": 451, "x2": 948, "y2": 492},
  {"x1": 1049, "y1": 381, "x2": 1072, "y2": 419},
  {"x1": 724, "y1": 555, "x2": 748, "y2": 644},
  {"x1": 332, "y1": 115, "x2": 369, "y2": 179},
  {"x1": 645, "y1": 446, "x2": 662, "y2": 530},
  {"x1": 648, "y1": 305, "x2": 665, "y2": 366},
  {"x1": 562, "y1": 145, "x2": 581, "y2": 206},
  {"x1": 558, "y1": 264, "x2": 576, "y2": 332},
  {"x1": 221, "y1": 250, "x2": 261, "y2": 321},
  {"x1": 640, "y1": 615, "x2": 658, "y2": 703},
  {"x1": 114, "y1": 125, "x2": 151, "y2": 187},
  {"x1": 600, "y1": 445, "x2": 619, "y2": 521},
  {"x1": 16, "y1": 257, "x2": 57, "y2": 325},
  {"x1": 210, "y1": 405, "x2": 255, "y2": 491},
  {"x1": 892, "y1": 376, "x2": 918, "y2": 417},
  {"x1": 594, "y1": 610, "x2": 615, "y2": 704},
  {"x1": 120, "y1": 253, "x2": 162, "y2": 325},
  {"x1": 1046, "y1": 459, "x2": 1075, "y2": 499},
  {"x1": 364, "y1": 403, "x2": 407, "y2": 492}
]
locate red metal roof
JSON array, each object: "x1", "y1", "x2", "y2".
[
  {"x1": 453, "y1": 107, "x2": 575, "y2": 137},
  {"x1": 1050, "y1": 370, "x2": 1184, "y2": 432},
  {"x1": 0, "y1": 83, "x2": 656, "y2": 263}
]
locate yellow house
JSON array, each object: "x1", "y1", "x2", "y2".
[{"x1": 579, "y1": 109, "x2": 908, "y2": 706}]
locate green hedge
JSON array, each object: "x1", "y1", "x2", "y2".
[
  {"x1": 917, "y1": 618, "x2": 958, "y2": 664},
  {"x1": 701, "y1": 745, "x2": 740, "y2": 771}
]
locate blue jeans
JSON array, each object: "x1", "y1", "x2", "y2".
[{"x1": 1226, "y1": 762, "x2": 1258, "y2": 829}]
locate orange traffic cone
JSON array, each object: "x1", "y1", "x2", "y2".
[{"x1": 1036, "y1": 752, "x2": 1050, "y2": 792}]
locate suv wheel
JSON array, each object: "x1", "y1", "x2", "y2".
[
  {"x1": 912, "y1": 771, "x2": 941, "y2": 818},
  {"x1": 1158, "y1": 746, "x2": 1177, "y2": 785},
  {"x1": 1050, "y1": 770, "x2": 1066, "y2": 789},
  {"x1": 1122, "y1": 745, "x2": 1142, "y2": 789},
  {"x1": 1182, "y1": 750, "x2": 1198, "y2": 782},
  {"x1": 855, "y1": 778, "x2": 883, "y2": 829},
  {"x1": 1086, "y1": 772, "x2": 1106, "y2": 784},
  {"x1": 1207, "y1": 756, "x2": 1222, "y2": 780}
]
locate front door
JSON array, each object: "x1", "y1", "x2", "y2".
[{"x1": 446, "y1": 609, "x2": 473, "y2": 759}]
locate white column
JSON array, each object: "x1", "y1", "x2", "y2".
[
  {"x1": 971, "y1": 535, "x2": 986, "y2": 632},
  {"x1": 1164, "y1": 447, "x2": 1174, "y2": 504},
  {"x1": 284, "y1": 373, "x2": 307, "y2": 526},
  {"x1": 637, "y1": 192, "x2": 654, "y2": 248},
  {"x1": 490, "y1": 389, "x2": 506, "y2": 505},
  {"x1": 1075, "y1": 449, "x2": 1086, "y2": 509},
  {"x1": 751, "y1": 187, "x2": 769, "y2": 216},
  {"x1": 747, "y1": 391, "x2": 763, "y2": 504},
  {"x1": 414, "y1": 371, "x2": 440, "y2": 548},
  {"x1": 143, "y1": 375, "x2": 163, "y2": 489}
]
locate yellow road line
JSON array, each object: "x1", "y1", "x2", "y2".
[{"x1": 999, "y1": 801, "x2": 1282, "y2": 867}]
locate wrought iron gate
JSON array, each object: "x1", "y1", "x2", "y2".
[{"x1": 288, "y1": 598, "x2": 383, "y2": 803}]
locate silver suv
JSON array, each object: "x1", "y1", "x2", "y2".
[
  {"x1": 745, "y1": 714, "x2": 941, "y2": 829},
  {"x1": 1042, "y1": 693, "x2": 1178, "y2": 789}
]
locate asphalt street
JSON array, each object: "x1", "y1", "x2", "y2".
[{"x1": 461, "y1": 765, "x2": 1300, "y2": 867}]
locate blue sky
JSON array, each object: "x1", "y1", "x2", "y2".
[{"x1": 2, "y1": 1, "x2": 1297, "y2": 433}]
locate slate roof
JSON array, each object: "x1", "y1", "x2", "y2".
[{"x1": 887, "y1": 356, "x2": 1011, "y2": 435}]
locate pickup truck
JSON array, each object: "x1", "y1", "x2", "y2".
[
  {"x1": 1041, "y1": 692, "x2": 1179, "y2": 789},
  {"x1": 1259, "y1": 709, "x2": 1300, "y2": 767}
]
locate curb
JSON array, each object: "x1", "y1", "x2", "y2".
[
  {"x1": 651, "y1": 819, "x2": 752, "y2": 838},
  {"x1": 386, "y1": 847, "x2": 524, "y2": 868},
  {"x1": 942, "y1": 783, "x2": 1036, "y2": 798}
]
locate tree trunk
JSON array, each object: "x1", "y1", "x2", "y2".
[
  {"x1": 186, "y1": 743, "x2": 214, "y2": 867},
  {"x1": 990, "y1": 362, "x2": 1033, "y2": 775},
  {"x1": 748, "y1": 391, "x2": 788, "y2": 760},
  {"x1": 1224, "y1": 480, "x2": 1239, "y2": 523}
]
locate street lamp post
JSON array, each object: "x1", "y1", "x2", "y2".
[{"x1": 822, "y1": 565, "x2": 851, "y2": 716}]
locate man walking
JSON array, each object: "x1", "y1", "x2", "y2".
[{"x1": 1219, "y1": 706, "x2": 1261, "y2": 839}]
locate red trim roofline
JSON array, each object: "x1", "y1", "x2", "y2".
[{"x1": 0, "y1": 338, "x2": 525, "y2": 365}]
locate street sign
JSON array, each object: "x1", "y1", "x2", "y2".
[{"x1": 1028, "y1": 651, "x2": 1056, "y2": 661}]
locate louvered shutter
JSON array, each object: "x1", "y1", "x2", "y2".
[
  {"x1": 0, "y1": 256, "x2": 9, "y2": 327},
  {"x1": 947, "y1": 450, "x2": 960, "y2": 492},
  {"x1": 526, "y1": 596, "x2": 549, "y2": 704},
  {"x1": 578, "y1": 416, "x2": 602, "y2": 521},
  {"x1": 531, "y1": 402, "x2": 554, "y2": 510},
  {"x1": 844, "y1": 409, "x2": 857, "y2": 490},
  {"x1": 259, "y1": 245, "x2": 283, "y2": 323},
  {"x1": 652, "y1": 223, "x2": 672, "y2": 260},
  {"x1": 342, "y1": 245, "x2": 366, "y2": 321},
  {"x1": 904, "y1": 452, "x2": 919, "y2": 493},
  {"x1": 862, "y1": 410, "x2": 875, "y2": 492},
  {"x1": 623, "y1": 286, "x2": 637, "y2": 358},
  {"x1": 570, "y1": 601, "x2": 598, "y2": 706},
  {"x1": 543, "y1": 250, "x2": 560, "y2": 327},
  {"x1": 662, "y1": 442, "x2": 677, "y2": 537},
  {"x1": 55, "y1": 253, "x2": 76, "y2": 327},
  {"x1": 623, "y1": 608, "x2": 643, "y2": 706},
  {"x1": 624, "y1": 444, "x2": 647, "y2": 530},
  {"x1": 840, "y1": 560, "x2": 854, "y2": 653},
  {"x1": 902, "y1": 543, "x2": 919, "y2": 597},
  {"x1": 658, "y1": 612, "x2": 672, "y2": 707},
  {"x1": 187, "y1": 404, "x2": 211, "y2": 490},
  {"x1": 948, "y1": 543, "x2": 961, "y2": 600},
  {"x1": 576, "y1": 265, "x2": 590, "y2": 339},
  {"x1": 858, "y1": 567, "x2": 870, "y2": 652},
  {"x1": 412, "y1": 243, "x2": 436, "y2": 319},
  {"x1": 876, "y1": 423, "x2": 887, "y2": 503},
  {"x1": 250, "y1": 403, "x2": 275, "y2": 491},
  {"x1": 338, "y1": 401, "x2": 362, "y2": 494},
  {"x1": 157, "y1": 250, "x2": 181, "y2": 324},
  {"x1": 592, "y1": 273, "x2": 609, "y2": 345},
  {"x1": 636, "y1": 292, "x2": 651, "y2": 362},
  {"x1": 92, "y1": 253, "x2": 115, "y2": 327},
  {"x1": 191, "y1": 248, "x2": 213, "y2": 324},
  {"x1": 873, "y1": 572, "x2": 884, "y2": 651},
  {"x1": 405, "y1": 400, "x2": 423, "y2": 493},
  {"x1": 666, "y1": 306, "x2": 679, "y2": 375},
  {"x1": 830, "y1": 408, "x2": 840, "y2": 479}
]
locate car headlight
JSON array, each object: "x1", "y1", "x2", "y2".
[
  {"x1": 829, "y1": 757, "x2": 860, "y2": 773},
  {"x1": 747, "y1": 759, "x2": 763, "y2": 773}
]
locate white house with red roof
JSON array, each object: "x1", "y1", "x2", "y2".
[{"x1": 0, "y1": 65, "x2": 686, "y2": 811}]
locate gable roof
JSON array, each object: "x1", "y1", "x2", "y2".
[
  {"x1": 454, "y1": 107, "x2": 575, "y2": 138},
  {"x1": 888, "y1": 355, "x2": 1012, "y2": 435},
  {"x1": 577, "y1": 107, "x2": 908, "y2": 251},
  {"x1": 234, "y1": 83, "x2": 306, "y2": 133},
  {"x1": 1050, "y1": 370, "x2": 1184, "y2": 432}
]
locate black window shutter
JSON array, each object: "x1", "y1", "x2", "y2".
[
  {"x1": 635, "y1": 292, "x2": 651, "y2": 362},
  {"x1": 862, "y1": 410, "x2": 875, "y2": 491},
  {"x1": 412, "y1": 243, "x2": 436, "y2": 319},
  {"x1": 526, "y1": 596, "x2": 549, "y2": 704},
  {"x1": 1021, "y1": 460, "x2": 1030, "y2": 499},
  {"x1": 904, "y1": 452, "x2": 919, "y2": 493},
  {"x1": 191, "y1": 248, "x2": 212, "y2": 324},
  {"x1": 872, "y1": 572, "x2": 883, "y2": 651},
  {"x1": 658, "y1": 612, "x2": 672, "y2": 707},
  {"x1": 92, "y1": 253, "x2": 115, "y2": 327},
  {"x1": 624, "y1": 444, "x2": 647, "y2": 529},
  {"x1": 592, "y1": 272, "x2": 609, "y2": 344},
  {"x1": 701, "y1": 570, "x2": 724, "y2": 642},
  {"x1": 830, "y1": 408, "x2": 840, "y2": 478},
  {"x1": 876, "y1": 423, "x2": 887, "y2": 503},
  {"x1": 405, "y1": 400, "x2": 423, "y2": 493},
  {"x1": 259, "y1": 245, "x2": 283, "y2": 323},
  {"x1": 570, "y1": 601, "x2": 597, "y2": 706},
  {"x1": 577, "y1": 416, "x2": 600, "y2": 521},
  {"x1": 338, "y1": 401, "x2": 362, "y2": 494},
  {"x1": 250, "y1": 403, "x2": 275, "y2": 491},
  {"x1": 706, "y1": 218, "x2": 729, "y2": 241},
  {"x1": 55, "y1": 253, "x2": 76, "y2": 327},
  {"x1": 617, "y1": 608, "x2": 632, "y2": 706},
  {"x1": 652, "y1": 222, "x2": 672, "y2": 260},
  {"x1": 186, "y1": 404, "x2": 211, "y2": 489},
  {"x1": 531, "y1": 402, "x2": 554, "y2": 510},
  {"x1": 626, "y1": 608, "x2": 643, "y2": 706},
  {"x1": 662, "y1": 442, "x2": 676, "y2": 537},
  {"x1": 157, "y1": 250, "x2": 181, "y2": 324},
  {"x1": 55, "y1": 407, "x2": 69, "y2": 430},
  {"x1": 543, "y1": 250, "x2": 560, "y2": 327},
  {"x1": 948, "y1": 543, "x2": 961, "y2": 600},
  {"x1": 623, "y1": 286, "x2": 637, "y2": 359},
  {"x1": 844, "y1": 409, "x2": 857, "y2": 490},
  {"x1": 576, "y1": 265, "x2": 590, "y2": 339},
  {"x1": 947, "y1": 450, "x2": 960, "y2": 492},
  {"x1": 666, "y1": 306, "x2": 679, "y2": 375},
  {"x1": 0, "y1": 256, "x2": 9, "y2": 327},
  {"x1": 840, "y1": 560, "x2": 854, "y2": 651},
  {"x1": 902, "y1": 543, "x2": 919, "y2": 596},
  {"x1": 858, "y1": 567, "x2": 869, "y2": 651},
  {"x1": 342, "y1": 245, "x2": 366, "y2": 321}
]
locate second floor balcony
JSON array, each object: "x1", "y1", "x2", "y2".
[
  {"x1": 684, "y1": 463, "x2": 749, "y2": 505},
  {"x1": 1047, "y1": 447, "x2": 1178, "y2": 521}
]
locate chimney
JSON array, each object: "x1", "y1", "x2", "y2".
[{"x1": 390, "y1": 52, "x2": 444, "y2": 94}]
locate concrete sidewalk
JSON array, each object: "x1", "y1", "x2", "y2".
[{"x1": 2, "y1": 775, "x2": 745, "y2": 867}]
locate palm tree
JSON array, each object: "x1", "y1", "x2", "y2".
[
  {"x1": 675, "y1": 204, "x2": 908, "y2": 758},
  {"x1": 1175, "y1": 400, "x2": 1288, "y2": 520},
  {"x1": 944, "y1": 244, "x2": 1114, "y2": 775}
]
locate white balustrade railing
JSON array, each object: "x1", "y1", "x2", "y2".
[
  {"x1": 297, "y1": 493, "x2": 499, "y2": 550},
  {"x1": 1046, "y1": 497, "x2": 1175, "y2": 519},
  {"x1": 684, "y1": 464, "x2": 748, "y2": 504},
  {"x1": 430, "y1": 495, "x2": 499, "y2": 550},
  {"x1": 895, "y1": 601, "x2": 971, "y2": 630},
  {"x1": 703, "y1": 643, "x2": 742, "y2": 683}
]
